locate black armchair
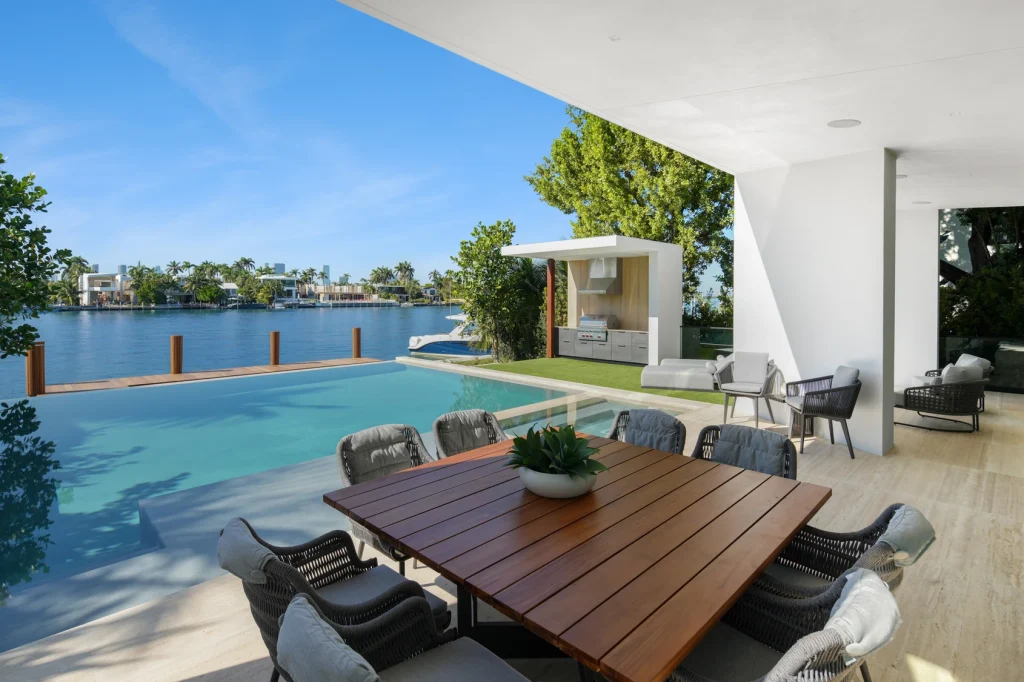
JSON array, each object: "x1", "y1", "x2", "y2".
[
  {"x1": 896, "y1": 380, "x2": 985, "y2": 432},
  {"x1": 785, "y1": 368, "x2": 862, "y2": 459}
]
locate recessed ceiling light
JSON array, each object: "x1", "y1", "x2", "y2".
[
  {"x1": 949, "y1": 112, "x2": 961, "y2": 117},
  {"x1": 913, "y1": 201, "x2": 932, "y2": 205},
  {"x1": 896, "y1": 174, "x2": 907, "y2": 179},
  {"x1": 827, "y1": 119, "x2": 861, "y2": 128},
  {"x1": 608, "y1": 34, "x2": 621, "y2": 42}
]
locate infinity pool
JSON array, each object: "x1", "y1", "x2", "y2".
[{"x1": 22, "y1": 362, "x2": 565, "y2": 585}]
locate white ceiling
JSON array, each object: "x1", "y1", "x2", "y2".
[{"x1": 338, "y1": 0, "x2": 1024, "y2": 210}]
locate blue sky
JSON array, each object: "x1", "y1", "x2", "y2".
[{"x1": 2, "y1": 0, "x2": 723, "y2": 289}]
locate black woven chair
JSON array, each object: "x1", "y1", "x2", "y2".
[
  {"x1": 224, "y1": 519, "x2": 451, "y2": 682},
  {"x1": 896, "y1": 380, "x2": 985, "y2": 432},
  {"x1": 691, "y1": 424, "x2": 797, "y2": 480},
  {"x1": 785, "y1": 371, "x2": 863, "y2": 459},
  {"x1": 606, "y1": 409, "x2": 687, "y2": 454}
]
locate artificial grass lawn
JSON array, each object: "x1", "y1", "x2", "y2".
[{"x1": 485, "y1": 357, "x2": 724, "y2": 405}]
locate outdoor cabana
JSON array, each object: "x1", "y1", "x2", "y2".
[{"x1": 501, "y1": 235, "x2": 682, "y2": 366}]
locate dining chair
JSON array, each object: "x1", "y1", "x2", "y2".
[
  {"x1": 670, "y1": 569, "x2": 901, "y2": 682},
  {"x1": 216, "y1": 517, "x2": 451, "y2": 682},
  {"x1": 432, "y1": 408, "x2": 508, "y2": 458},
  {"x1": 691, "y1": 424, "x2": 797, "y2": 480},
  {"x1": 786, "y1": 366, "x2": 863, "y2": 458},
  {"x1": 607, "y1": 408, "x2": 686, "y2": 454},
  {"x1": 336, "y1": 424, "x2": 435, "y2": 575},
  {"x1": 716, "y1": 352, "x2": 782, "y2": 429},
  {"x1": 276, "y1": 593, "x2": 529, "y2": 682}
]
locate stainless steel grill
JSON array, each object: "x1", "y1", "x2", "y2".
[{"x1": 577, "y1": 314, "x2": 618, "y2": 342}]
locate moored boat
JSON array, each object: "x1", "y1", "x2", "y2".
[{"x1": 408, "y1": 314, "x2": 490, "y2": 357}]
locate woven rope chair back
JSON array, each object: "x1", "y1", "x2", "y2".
[{"x1": 433, "y1": 409, "x2": 507, "y2": 458}]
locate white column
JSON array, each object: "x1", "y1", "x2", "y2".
[
  {"x1": 734, "y1": 150, "x2": 896, "y2": 455},
  {"x1": 895, "y1": 210, "x2": 939, "y2": 387},
  {"x1": 648, "y1": 248, "x2": 682, "y2": 364}
]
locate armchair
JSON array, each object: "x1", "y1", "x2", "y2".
[
  {"x1": 715, "y1": 352, "x2": 781, "y2": 429},
  {"x1": 785, "y1": 366, "x2": 862, "y2": 459},
  {"x1": 896, "y1": 380, "x2": 985, "y2": 432}
]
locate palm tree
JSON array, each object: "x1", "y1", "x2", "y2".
[
  {"x1": 234, "y1": 257, "x2": 255, "y2": 272},
  {"x1": 255, "y1": 264, "x2": 273, "y2": 276},
  {"x1": 183, "y1": 270, "x2": 212, "y2": 303},
  {"x1": 342, "y1": 273, "x2": 351, "y2": 285},
  {"x1": 49, "y1": 277, "x2": 81, "y2": 305},
  {"x1": 395, "y1": 261, "x2": 414, "y2": 282},
  {"x1": 181, "y1": 261, "x2": 194, "y2": 276},
  {"x1": 428, "y1": 269, "x2": 443, "y2": 287},
  {"x1": 370, "y1": 266, "x2": 395, "y2": 284},
  {"x1": 166, "y1": 261, "x2": 182, "y2": 277},
  {"x1": 62, "y1": 255, "x2": 90, "y2": 282},
  {"x1": 317, "y1": 270, "x2": 327, "y2": 285},
  {"x1": 198, "y1": 261, "x2": 218, "y2": 277}
]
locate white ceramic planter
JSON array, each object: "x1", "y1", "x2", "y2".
[{"x1": 518, "y1": 468, "x2": 597, "y2": 499}]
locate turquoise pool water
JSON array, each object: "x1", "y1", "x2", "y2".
[{"x1": 21, "y1": 362, "x2": 564, "y2": 585}]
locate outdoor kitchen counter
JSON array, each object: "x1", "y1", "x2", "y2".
[{"x1": 558, "y1": 328, "x2": 648, "y2": 363}]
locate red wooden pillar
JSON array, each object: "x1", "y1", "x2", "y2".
[
  {"x1": 269, "y1": 331, "x2": 280, "y2": 365},
  {"x1": 352, "y1": 327, "x2": 362, "y2": 359},
  {"x1": 546, "y1": 259, "x2": 556, "y2": 358},
  {"x1": 170, "y1": 335, "x2": 183, "y2": 374}
]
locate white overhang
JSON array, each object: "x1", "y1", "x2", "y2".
[
  {"x1": 338, "y1": 0, "x2": 1024, "y2": 210},
  {"x1": 501, "y1": 235, "x2": 681, "y2": 261}
]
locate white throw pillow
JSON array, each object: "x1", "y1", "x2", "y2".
[
  {"x1": 914, "y1": 375, "x2": 942, "y2": 387},
  {"x1": 714, "y1": 353, "x2": 735, "y2": 372},
  {"x1": 827, "y1": 569, "x2": 902, "y2": 659},
  {"x1": 955, "y1": 353, "x2": 991, "y2": 370}
]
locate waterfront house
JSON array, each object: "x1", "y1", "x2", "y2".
[
  {"x1": 258, "y1": 274, "x2": 299, "y2": 303},
  {"x1": 311, "y1": 282, "x2": 370, "y2": 302},
  {"x1": 77, "y1": 270, "x2": 132, "y2": 306}
]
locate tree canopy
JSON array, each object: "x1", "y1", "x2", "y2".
[
  {"x1": 0, "y1": 154, "x2": 70, "y2": 358},
  {"x1": 452, "y1": 220, "x2": 545, "y2": 361},
  {"x1": 525, "y1": 106, "x2": 734, "y2": 302}
]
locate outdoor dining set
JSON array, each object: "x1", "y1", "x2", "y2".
[{"x1": 217, "y1": 399, "x2": 937, "y2": 682}]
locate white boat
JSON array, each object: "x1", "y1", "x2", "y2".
[{"x1": 408, "y1": 314, "x2": 490, "y2": 357}]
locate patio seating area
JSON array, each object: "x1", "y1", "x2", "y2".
[{"x1": 5, "y1": 387, "x2": 1021, "y2": 682}]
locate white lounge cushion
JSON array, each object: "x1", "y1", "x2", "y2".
[
  {"x1": 318, "y1": 566, "x2": 449, "y2": 620},
  {"x1": 661, "y1": 358, "x2": 714, "y2": 371},
  {"x1": 956, "y1": 353, "x2": 991, "y2": 370},
  {"x1": 720, "y1": 381, "x2": 764, "y2": 394},
  {"x1": 216, "y1": 518, "x2": 274, "y2": 584},
  {"x1": 878, "y1": 505, "x2": 935, "y2": 567},
  {"x1": 380, "y1": 637, "x2": 529, "y2": 682},
  {"x1": 827, "y1": 569, "x2": 902, "y2": 658},
  {"x1": 714, "y1": 353, "x2": 735, "y2": 372},
  {"x1": 641, "y1": 365, "x2": 716, "y2": 391},
  {"x1": 914, "y1": 375, "x2": 942, "y2": 386},
  {"x1": 832, "y1": 365, "x2": 859, "y2": 387},
  {"x1": 278, "y1": 594, "x2": 379, "y2": 682},
  {"x1": 732, "y1": 352, "x2": 769, "y2": 384}
]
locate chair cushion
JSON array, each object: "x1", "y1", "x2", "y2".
[
  {"x1": 832, "y1": 365, "x2": 860, "y2": 388},
  {"x1": 339, "y1": 425, "x2": 425, "y2": 484},
  {"x1": 732, "y1": 352, "x2": 769, "y2": 384},
  {"x1": 278, "y1": 594, "x2": 379, "y2": 682},
  {"x1": 318, "y1": 566, "x2": 449, "y2": 620},
  {"x1": 674, "y1": 623, "x2": 782, "y2": 682},
  {"x1": 940, "y1": 363, "x2": 974, "y2": 384},
  {"x1": 785, "y1": 395, "x2": 804, "y2": 411},
  {"x1": 623, "y1": 409, "x2": 684, "y2": 454},
  {"x1": 827, "y1": 569, "x2": 902, "y2": 658},
  {"x1": 720, "y1": 381, "x2": 764, "y2": 394},
  {"x1": 914, "y1": 375, "x2": 942, "y2": 386},
  {"x1": 711, "y1": 425, "x2": 789, "y2": 477},
  {"x1": 955, "y1": 353, "x2": 991, "y2": 370},
  {"x1": 216, "y1": 518, "x2": 274, "y2": 584},
  {"x1": 435, "y1": 409, "x2": 502, "y2": 458},
  {"x1": 878, "y1": 505, "x2": 935, "y2": 567},
  {"x1": 660, "y1": 358, "x2": 714, "y2": 371},
  {"x1": 641, "y1": 365, "x2": 716, "y2": 391},
  {"x1": 379, "y1": 637, "x2": 528, "y2": 682}
]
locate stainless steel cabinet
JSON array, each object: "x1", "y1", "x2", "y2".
[
  {"x1": 558, "y1": 328, "x2": 574, "y2": 357},
  {"x1": 631, "y1": 332, "x2": 649, "y2": 365},
  {"x1": 592, "y1": 340, "x2": 611, "y2": 360},
  {"x1": 574, "y1": 338, "x2": 593, "y2": 358}
]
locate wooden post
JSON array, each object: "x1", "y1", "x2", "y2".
[
  {"x1": 170, "y1": 335, "x2": 183, "y2": 374},
  {"x1": 352, "y1": 327, "x2": 361, "y2": 359},
  {"x1": 270, "y1": 331, "x2": 280, "y2": 366},
  {"x1": 546, "y1": 258, "x2": 556, "y2": 358},
  {"x1": 34, "y1": 342, "x2": 45, "y2": 395},
  {"x1": 25, "y1": 345, "x2": 37, "y2": 397}
]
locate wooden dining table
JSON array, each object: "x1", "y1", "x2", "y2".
[{"x1": 323, "y1": 435, "x2": 831, "y2": 682}]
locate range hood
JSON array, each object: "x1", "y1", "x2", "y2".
[{"x1": 578, "y1": 257, "x2": 622, "y2": 295}]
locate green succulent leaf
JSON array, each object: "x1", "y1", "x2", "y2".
[{"x1": 505, "y1": 424, "x2": 602, "y2": 479}]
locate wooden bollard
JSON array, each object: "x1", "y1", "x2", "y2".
[
  {"x1": 270, "y1": 331, "x2": 280, "y2": 366},
  {"x1": 170, "y1": 335, "x2": 183, "y2": 374},
  {"x1": 352, "y1": 327, "x2": 361, "y2": 359},
  {"x1": 34, "y1": 342, "x2": 45, "y2": 395},
  {"x1": 25, "y1": 345, "x2": 37, "y2": 397}
]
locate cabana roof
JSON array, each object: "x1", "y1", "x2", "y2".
[{"x1": 501, "y1": 235, "x2": 681, "y2": 260}]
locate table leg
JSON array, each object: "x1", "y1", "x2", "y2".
[{"x1": 457, "y1": 583, "x2": 566, "y2": 659}]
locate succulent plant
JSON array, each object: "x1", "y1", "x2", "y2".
[{"x1": 505, "y1": 424, "x2": 607, "y2": 479}]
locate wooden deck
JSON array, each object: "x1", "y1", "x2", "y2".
[{"x1": 43, "y1": 357, "x2": 380, "y2": 394}]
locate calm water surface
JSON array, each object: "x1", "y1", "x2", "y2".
[{"x1": 0, "y1": 307, "x2": 460, "y2": 399}]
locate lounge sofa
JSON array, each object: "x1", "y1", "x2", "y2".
[
  {"x1": 895, "y1": 361, "x2": 987, "y2": 432},
  {"x1": 641, "y1": 356, "x2": 725, "y2": 391}
]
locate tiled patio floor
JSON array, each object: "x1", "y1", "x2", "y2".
[{"x1": 2, "y1": 391, "x2": 1021, "y2": 682}]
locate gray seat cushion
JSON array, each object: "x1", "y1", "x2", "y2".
[
  {"x1": 318, "y1": 566, "x2": 449, "y2": 621},
  {"x1": 720, "y1": 381, "x2": 764, "y2": 394},
  {"x1": 278, "y1": 595, "x2": 379, "y2": 682},
  {"x1": 732, "y1": 352, "x2": 770, "y2": 384},
  {"x1": 623, "y1": 409, "x2": 685, "y2": 454},
  {"x1": 832, "y1": 365, "x2": 860, "y2": 387},
  {"x1": 379, "y1": 637, "x2": 528, "y2": 682},
  {"x1": 785, "y1": 395, "x2": 804, "y2": 411},
  {"x1": 675, "y1": 623, "x2": 782, "y2": 681},
  {"x1": 711, "y1": 425, "x2": 790, "y2": 477},
  {"x1": 763, "y1": 561, "x2": 831, "y2": 592},
  {"x1": 641, "y1": 364, "x2": 716, "y2": 391}
]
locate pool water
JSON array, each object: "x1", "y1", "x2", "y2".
[{"x1": 23, "y1": 362, "x2": 564, "y2": 585}]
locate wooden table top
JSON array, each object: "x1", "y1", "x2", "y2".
[{"x1": 323, "y1": 436, "x2": 831, "y2": 682}]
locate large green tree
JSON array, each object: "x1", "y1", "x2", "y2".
[
  {"x1": 452, "y1": 220, "x2": 544, "y2": 361},
  {"x1": 526, "y1": 106, "x2": 734, "y2": 302},
  {"x1": 1, "y1": 154, "x2": 70, "y2": 358}
]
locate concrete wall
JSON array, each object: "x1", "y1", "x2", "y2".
[
  {"x1": 734, "y1": 149, "x2": 896, "y2": 455},
  {"x1": 649, "y1": 246, "x2": 682, "y2": 364},
  {"x1": 895, "y1": 210, "x2": 939, "y2": 386}
]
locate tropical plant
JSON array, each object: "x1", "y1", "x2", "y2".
[
  {"x1": 255, "y1": 264, "x2": 273, "y2": 276},
  {"x1": 370, "y1": 266, "x2": 395, "y2": 285},
  {"x1": 234, "y1": 257, "x2": 255, "y2": 272},
  {"x1": 0, "y1": 154, "x2": 71, "y2": 358},
  {"x1": 165, "y1": 261, "x2": 181, "y2": 277},
  {"x1": 48, "y1": 277, "x2": 81, "y2": 306},
  {"x1": 61, "y1": 255, "x2": 90, "y2": 282},
  {"x1": 181, "y1": 261, "x2": 193, "y2": 275},
  {"x1": 395, "y1": 261, "x2": 414, "y2": 282},
  {"x1": 505, "y1": 424, "x2": 606, "y2": 479},
  {"x1": 341, "y1": 273, "x2": 351, "y2": 284},
  {"x1": 526, "y1": 105, "x2": 734, "y2": 303},
  {"x1": 0, "y1": 399, "x2": 60, "y2": 604},
  {"x1": 451, "y1": 220, "x2": 545, "y2": 361},
  {"x1": 427, "y1": 269, "x2": 443, "y2": 288}
]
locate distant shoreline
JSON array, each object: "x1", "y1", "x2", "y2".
[{"x1": 48, "y1": 301, "x2": 454, "y2": 312}]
